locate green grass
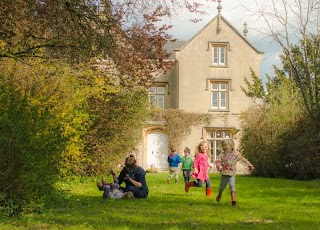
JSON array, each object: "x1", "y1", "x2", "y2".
[{"x1": 1, "y1": 173, "x2": 320, "y2": 229}]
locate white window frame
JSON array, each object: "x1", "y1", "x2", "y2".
[
  {"x1": 206, "y1": 129, "x2": 232, "y2": 163},
  {"x1": 210, "y1": 81, "x2": 229, "y2": 110},
  {"x1": 211, "y1": 45, "x2": 227, "y2": 66},
  {"x1": 149, "y1": 85, "x2": 165, "y2": 109}
]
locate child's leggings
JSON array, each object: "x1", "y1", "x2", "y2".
[
  {"x1": 195, "y1": 178, "x2": 211, "y2": 188},
  {"x1": 219, "y1": 175, "x2": 236, "y2": 192},
  {"x1": 183, "y1": 170, "x2": 191, "y2": 182}
]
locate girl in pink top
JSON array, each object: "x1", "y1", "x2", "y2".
[{"x1": 185, "y1": 141, "x2": 213, "y2": 196}]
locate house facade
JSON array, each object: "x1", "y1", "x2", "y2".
[{"x1": 136, "y1": 3, "x2": 264, "y2": 173}]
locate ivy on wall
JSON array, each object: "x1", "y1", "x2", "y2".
[{"x1": 150, "y1": 108, "x2": 215, "y2": 148}]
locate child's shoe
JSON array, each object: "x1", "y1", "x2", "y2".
[
  {"x1": 231, "y1": 191, "x2": 236, "y2": 205},
  {"x1": 216, "y1": 192, "x2": 222, "y2": 202},
  {"x1": 206, "y1": 187, "x2": 212, "y2": 196}
]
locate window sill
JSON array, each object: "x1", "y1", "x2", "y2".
[
  {"x1": 209, "y1": 65, "x2": 228, "y2": 68},
  {"x1": 208, "y1": 109, "x2": 230, "y2": 112}
]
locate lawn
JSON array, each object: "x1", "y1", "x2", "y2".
[{"x1": 1, "y1": 173, "x2": 319, "y2": 230}]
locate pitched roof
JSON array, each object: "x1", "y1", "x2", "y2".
[
  {"x1": 165, "y1": 14, "x2": 263, "y2": 59},
  {"x1": 164, "y1": 40, "x2": 187, "y2": 59}
]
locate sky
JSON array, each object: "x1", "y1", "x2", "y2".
[{"x1": 164, "y1": 0, "x2": 283, "y2": 82}]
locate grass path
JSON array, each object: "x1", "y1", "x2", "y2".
[{"x1": 1, "y1": 173, "x2": 320, "y2": 229}]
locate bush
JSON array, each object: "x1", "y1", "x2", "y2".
[
  {"x1": 0, "y1": 59, "x2": 78, "y2": 213},
  {"x1": 239, "y1": 69, "x2": 320, "y2": 180},
  {"x1": 81, "y1": 86, "x2": 150, "y2": 176}
]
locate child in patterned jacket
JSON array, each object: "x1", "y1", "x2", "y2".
[{"x1": 215, "y1": 139, "x2": 254, "y2": 205}]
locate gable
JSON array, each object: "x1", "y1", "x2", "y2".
[{"x1": 175, "y1": 15, "x2": 263, "y2": 56}]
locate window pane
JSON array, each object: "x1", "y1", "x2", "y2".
[
  {"x1": 216, "y1": 141, "x2": 222, "y2": 155},
  {"x1": 220, "y1": 92, "x2": 226, "y2": 108},
  {"x1": 220, "y1": 83, "x2": 227, "y2": 90},
  {"x1": 216, "y1": 131, "x2": 222, "y2": 139},
  {"x1": 157, "y1": 87, "x2": 164, "y2": 94},
  {"x1": 157, "y1": 95, "x2": 164, "y2": 109},
  {"x1": 211, "y1": 83, "x2": 218, "y2": 90},
  {"x1": 210, "y1": 140, "x2": 215, "y2": 162},
  {"x1": 149, "y1": 87, "x2": 156, "y2": 94},
  {"x1": 211, "y1": 92, "x2": 218, "y2": 108},
  {"x1": 213, "y1": 47, "x2": 218, "y2": 64},
  {"x1": 207, "y1": 131, "x2": 214, "y2": 139},
  {"x1": 220, "y1": 47, "x2": 225, "y2": 64},
  {"x1": 224, "y1": 131, "x2": 231, "y2": 139},
  {"x1": 149, "y1": 95, "x2": 156, "y2": 105}
]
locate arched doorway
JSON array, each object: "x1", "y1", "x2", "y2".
[{"x1": 147, "y1": 131, "x2": 168, "y2": 170}]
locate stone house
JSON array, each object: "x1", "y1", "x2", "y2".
[{"x1": 136, "y1": 3, "x2": 263, "y2": 173}]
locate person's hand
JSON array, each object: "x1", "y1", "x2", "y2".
[
  {"x1": 124, "y1": 173, "x2": 131, "y2": 181},
  {"x1": 109, "y1": 170, "x2": 116, "y2": 176}
]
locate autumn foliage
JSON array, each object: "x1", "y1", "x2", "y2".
[{"x1": 0, "y1": 0, "x2": 217, "y2": 215}]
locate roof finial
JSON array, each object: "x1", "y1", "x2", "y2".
[
  {"x1": 243, "y1": 22, "x2": 248, "y2": 38},
  {"x1": 217, "y1": 0, "x2": 222, "y2": 14},
  {"x1": 217, "y1": 0, "x2": 222, "y2": 33}
]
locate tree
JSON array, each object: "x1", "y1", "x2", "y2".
[
  {"x1": 241, "y1": 67, "x2": 266, "y2": 101},
  {"x1": 0, "y1": 59, "x2": 81, "y2": 214},
  {"x1": 242, "y1": 0, "x2": 320, "y2": 141},
  {"x1": 240, "y1": 68, "x2": 308, "y2": 178},
  {"x1": 0, "y1": 0, "x2": 216, "y2": 86},
  {"x1": 0, "y1": 0, "x2": 218, "y2": 213}
]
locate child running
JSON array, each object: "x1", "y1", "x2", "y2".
[
  {"x1": 215, "y1": 139, "x2": 254, "y2": 205},
  {"x1": 185, "y1": 140, "x2": 213, "y2": 196},
  {"x1": 181, "y1": 147, "x2": 193, "y2": 182},
  {"x1": 167, "y1": 147, "x2": 181, "y2": 183}
]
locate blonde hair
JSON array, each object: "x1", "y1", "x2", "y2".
[
  {"x1": 221, "y1": 139, "x2": 235, "y2": 151},
  {"x1": 197, "y1": 140, "x2": 209, "y2": 154}
]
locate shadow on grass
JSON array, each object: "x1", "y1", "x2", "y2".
[
  {"x1": 23, "y1": 192, "x2": 319, "y2": 230},
  {"x1": 2, "y1": 174, "x2": 320, "y2": 229},
  {"x1": 19, "y1": 191, "x2": 315, "y2": 230}
]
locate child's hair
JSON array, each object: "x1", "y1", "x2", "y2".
[
  {"x1": 194, "y1": 145, "x2": 199, "y2": 157},
  {"x1": 170, "y1": 146, "x2": 177, "y2": 153},
  {"x1": 221, "y1": 139, "x2": 235, "y2": 151},
  {"x1": 184, "y1": 147, "x2": 190, "y2": 153},
  {"x1": 197, "y1": 140, "x2": 209, "y2": 153},
  {"x1": 125, "y1": 154, "x2": 137, "y2": 169}
]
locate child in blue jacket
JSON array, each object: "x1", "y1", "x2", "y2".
[{"x1": 167, "y1": 147, "x2": 181, "y2": 183}]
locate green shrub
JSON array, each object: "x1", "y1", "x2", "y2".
[
  {"x1": 0, "y1": 73, "x2": 66, "y2": 213},
  {"x1": 239, "y1": 69, "x2": 320, "y2": 179},
  {"x1": 81, "y1": 86, "x2": 150, "y2": 176}
]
